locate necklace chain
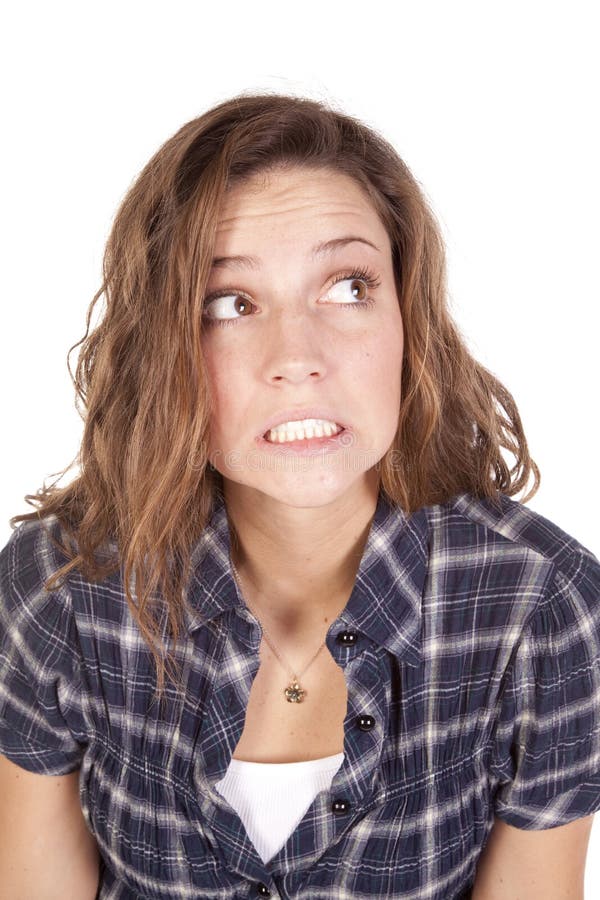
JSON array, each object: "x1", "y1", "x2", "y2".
[{"x1": 229, "y1": 557, "x2": 326, "y2": 702}]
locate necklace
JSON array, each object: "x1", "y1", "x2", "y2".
[{"x1": 229, "y1": 557, "x2": 326, "y2": 703}]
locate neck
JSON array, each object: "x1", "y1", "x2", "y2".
[{"x1": 222, "y1": 475, "x2": 380, "y2": 632}]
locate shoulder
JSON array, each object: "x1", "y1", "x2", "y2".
[
  {"x1": 0, "y1": 515, "x2": 73, "y2": 616},
  {"x1": 421, "y1": 493, "x2": 600, "y2": 647},
  {"x1": 0, "y1": 516, "x2": 80, "y2": 665},
  {"x1": 435, "y1": 491, "x2": 599, "y2": 582},
  {"x1": 0, "y1": 517, "x2": 87, "y2": 775}
]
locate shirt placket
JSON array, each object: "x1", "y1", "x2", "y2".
[{"x1": 190, "y1": 608, "x2": 388, "y2": 894}]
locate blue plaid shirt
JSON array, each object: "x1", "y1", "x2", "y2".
[{"x1": 1, "y1": 489, "x2": 600, "y2": 899}]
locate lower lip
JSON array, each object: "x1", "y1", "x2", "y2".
[{"x1": 256, "y1": 427, "x2": 349, "y2": 455}]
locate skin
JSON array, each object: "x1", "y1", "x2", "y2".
[
  {"x1": 200, "y1": 165, "x2": 403, "y2": 632},
  {"x1": 471, "y1": 814, "x2": 595, "y2": 899}
]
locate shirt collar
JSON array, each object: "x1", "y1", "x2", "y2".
[{"x1": 183, "y1": 489, "x2": 429, "y2": 666}]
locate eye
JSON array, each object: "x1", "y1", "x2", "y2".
[
  {"x1": 325, "y1": 268, "x2": 381, "y2": 305},
  {"x1": 202, "y1": 293, "x2": 255, "y2": 325},
  {"x1": 336, "y1": 278, "x2": 367, "y2": 302},
  {"x1": 201, "y1": 265, "x2": 381, "y2": 329}
]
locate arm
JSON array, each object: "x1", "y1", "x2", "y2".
[
  {"x1": 0, "y1": 753, "x2": 101, "y2": 900},
  {"x1": 471, "y1": 814, "x2": 595, "y2": 900}
]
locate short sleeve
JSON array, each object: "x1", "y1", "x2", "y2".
[
  {"x1": 0, "y1": 522, "x2": 87, "y2": 775},
  {"x1": 491, "y1": 547, "x2": 600, "y2": 829}
]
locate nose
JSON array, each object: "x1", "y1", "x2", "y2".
[{"x1": 263, "y1": 307, "x2": 327, "y2": 385}]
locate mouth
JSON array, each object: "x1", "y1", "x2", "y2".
[
  {"x1": 262, "y1": 422, "x2": 345, "y2": 444},
  {"x1": 256, "y1": 422, "x2": 349, "y2": 455}
]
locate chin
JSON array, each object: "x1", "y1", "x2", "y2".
[{"x1": 227, "y1": 468, "x2": 377, "y2": 509}]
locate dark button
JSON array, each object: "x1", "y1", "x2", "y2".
[
  {"x1": 356, "y1": 714, "x2": 376, "y2": 731},
  {"x1": 335, "y1": 630, "x2": 359, "y2": 646},
  {"x1": 331, "y1": 798, "x2": 352, "y2": 815},
  {"x1": 255, "y1": 883, "x2": 271, "y2": 897}
]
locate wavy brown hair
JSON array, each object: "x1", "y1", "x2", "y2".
[{"x1": 9, "y1": 91, "x2": 540, "y2": 703}]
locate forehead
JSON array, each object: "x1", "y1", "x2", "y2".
[{"x1": 213, "y1": 167, "x2": 385, "y2": 240}]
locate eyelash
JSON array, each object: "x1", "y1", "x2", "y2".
[{"x1": 202, "y1": 266, "x2": 382, "y2": 329}]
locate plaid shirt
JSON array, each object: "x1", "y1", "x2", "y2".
[{"x1": 1, "y1": 489, "x2": 600, "y2": 899}]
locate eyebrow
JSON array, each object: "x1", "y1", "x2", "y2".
[{"x1": 210, "y1": 235, "x2": 381, "y2": 271}]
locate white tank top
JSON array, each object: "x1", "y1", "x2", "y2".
[{"x1": 214, "y1": 751, "x2": 345, "y2": 864}]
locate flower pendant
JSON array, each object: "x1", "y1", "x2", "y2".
[{"x1": 284, "y1": 679, "x2": 306, "y2": 703}]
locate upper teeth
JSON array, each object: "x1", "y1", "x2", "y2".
[{"x1": 266, "y1": 418, "x2": 342, "y2": 443}]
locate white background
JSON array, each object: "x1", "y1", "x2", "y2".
[{"x1": 1, "y1": 0, "x2": 598, "y2": 889}]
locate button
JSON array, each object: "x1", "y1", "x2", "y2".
[
  {"x1": 255, "y1": 883, "x2": 271, "y2": 897},
  {"x1": 336, "y1": 630, "x2": 359, "y2": 646},
  {"x1": 356, "y1": 714, "x2": 376, "y2": 731},
  {"x1": 331, "y1": 798, "x2": 352, "y2": 815}
]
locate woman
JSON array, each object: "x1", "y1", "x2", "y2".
[{"x1": 1, "y1": 92, "x2": 599, "y2": 899}]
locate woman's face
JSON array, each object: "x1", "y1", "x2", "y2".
[{"x1": 200, "y1": 165, "x2": 404, "y2": 509}]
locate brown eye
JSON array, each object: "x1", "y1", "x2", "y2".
[
  {"x1": 203, "y1": 293, "x2": 254, "y2": 321},
  {"x1": 350, "y1": 279, "x2": 367, "y2": 301},
  {"x1": 326, "y1": 274, "x2": 374, "y2": 305},
  {"x1": 234, "y1": 297, "x2": 252, "y2": 316}
]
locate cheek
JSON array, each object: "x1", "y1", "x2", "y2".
[
  {"x1": 350, "y1": 325, "x2": 403, "y2": 400},
  {"x1": 202, "y1": 345, "x2": 242, "y2": 434},
  {"x1": 203, "y1": 341, "x2": 228, "y2": 382}
]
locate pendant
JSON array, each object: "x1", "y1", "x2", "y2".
[{"x1": 284, "y1": 679, "x2": 306, "y2": 703}]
